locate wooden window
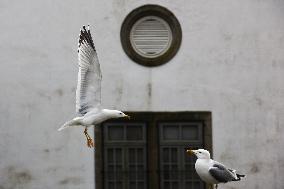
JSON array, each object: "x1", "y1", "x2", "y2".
[{"x1": 95, "y1": 112, "x2": 212, "y2": 189}]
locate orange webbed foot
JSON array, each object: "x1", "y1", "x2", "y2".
[{"x1": 87, "y1": 138, "x2": 94, "y2": 148}]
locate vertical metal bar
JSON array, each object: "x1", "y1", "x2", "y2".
[
  {"x1": 114, "y1": 148, "x2": 116, "y2": 189},
  {"x1": 169, "y1": 147, "x2": 172, "y2": 189},
  {"x1": 134, "y1": 148, "x2": 138, "y2": 189}
]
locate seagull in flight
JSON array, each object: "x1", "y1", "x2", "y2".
[
  {"x1": 186, "y1": 149, "x2": 245, "y2": 189},
  {"x1": 58, "y1": 25, "x2": 130, "y2": 147}
]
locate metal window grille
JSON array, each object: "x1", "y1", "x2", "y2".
[
  {"x1": 159, "y1": 122, "x2": 205, "y2": 189},
  {"x1": 100, "y1": 115, "x2": 210, "y2": 189},
  {"x1": 103, "y1": 123, "x2": 147, "y2": 189}
]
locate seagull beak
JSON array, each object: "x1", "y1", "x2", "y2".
[
  {"x1": 186, "y1": 149, "x2": 195, "y2": 155},
  {"x1": 124, "y1": 115, "x2": 131, "y2": 120}
]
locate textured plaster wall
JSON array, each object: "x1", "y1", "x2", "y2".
[{"x1": 0, "y1": 0, "x2": 283, "y2": 189}]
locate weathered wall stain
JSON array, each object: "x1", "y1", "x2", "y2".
[
  {"x1": 55, "y1": 89, "x2": 64, "y2": 97},
  {"x1": 147, "y1": 82, "x2": 152, "y2": 109},
  {"x1": 250, "y1": 163, "x2": 260, "y2": 174},
  {"x1": 254, "y1": 96, "x2": 263, "y2": 107},
  {"x1": 44, "y1": 148, "x2": 50, "y2": 153},
  {"x1": 223, "y1": 33, "x2": 232, "y2": 41},
  {"x1": 114, "y1": 77, "x2": 123, "y2": 107},
  {"x1": 58, "y1": 177, "x2": 82, "y2": 185},
  {"x1": 0, "y1": 166, "x2": 32, "y2": 189},
  {"x1": 37, "y1": 91, "x2": 51, "y2": 101},
  {"x1": 71, "y1": 87, "x2": 76, "y2": 92}
]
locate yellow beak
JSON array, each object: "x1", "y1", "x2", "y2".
[
  {"x1": 124, "y1": 115, "x2": 131, "y2": 120},
  {"x1": 186, "y1": 149, "x2": 194, "y2": 155}
]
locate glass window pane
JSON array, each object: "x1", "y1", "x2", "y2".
[
  {"x1": 107, "y1": 149, "x2": 113, "y2": 163},
  {"x1": 163, "y1": 165, "x2": 170, "y2": 180},
  {"x1": 137, "y1": 165, "x2": 144, "y2": 180},
  {"x1": 185, "y1": 182, "x2": 191, "y2": 189},
  {"x1": 116, "y1": 165, "x2": 123, "y2": 180},
  {"x1": 163, "y1": 148, "x2": 169, "y2": 162},
  {"x1": 171, "y1": 164, "x2": 178, "y2": 180},
  {"x1": 137, "y1": 181, "x2": 144, "y2": 189},
  {"x1": 181, "y1": 125, "x2": 199, "y2": 140},
  {"x1": 185, "y1": 164, "x2": 193, "y2": 180},
  {"x1": 127, "y1": 126, "x2": 143, "y2": 140},
  {"x1": 171, "y1": 148, "x2": 177, "y2": 162},
  {"x1": 129, "y1": 182, "x2": 136, "y2": 189},
  {"x1": 108, "y1": 181, "x2": 115, "y2": 189},
  {"x1": 129, "y1": 148, "x2": 136, "y2": 163},
  {"x1": 116, "y1": 181, "x2": 123, "y2": 189},
  {"x1": 172, "y1": 182, "x2": 178, "y2": 188},
  {"x1": 163, "y1": 125, "x2": 179, "y2": 140},
  {"x1": 115, "y1": 148, "x2": 122, "y2": 164},
  {"x1": 193, "y1": 181, "x2": 202, "y2": 189},
  {"x1": 164, "y1": 182, "x2": 170, "y2": 189},
  {"x1": 137, "y1": 148, "x2": 143, "y2": 163},
  {"x1": 108, "y1": 126, "x2": 124, "y2": 140},
  {"x1": 104, "y1": 122, "x2": 147, "y2": 188},
  {"x1": 129, "y1": 165, "x2": 136, "y2": 180},
  {"x1": 107, "y1": 165, "x2": 114, "y2": 180}
]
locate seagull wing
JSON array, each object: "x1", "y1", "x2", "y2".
[
  {"x1": 208, "y1": 162, "x2": 237, "y2": 183},
  {"x1": 76, "y1": 25, "x2": 102, "y2": 116}
]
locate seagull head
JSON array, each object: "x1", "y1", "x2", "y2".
[
  {"x1": 186, "y1": 149, "x2": 210, "y2": 159},
  {"x1": 113, "y1": 110, "x2": 131, "y2": 119}
]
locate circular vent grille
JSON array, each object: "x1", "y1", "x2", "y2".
[
  {"x1": 130, "y1": 16, "x2": 172, "y2": 58},
  {"x1": 120, "y1": 4, "x2": 182, "y2": 67}
]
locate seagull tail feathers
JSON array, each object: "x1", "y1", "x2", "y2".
[
  {"x1": 58, "y1": 117, "x2": 82, "y2": 131},
  {"x1": 232, "y1": 173, "x2": 246, "y2": 181},
  {"x1": 236, "y1": 173, "x2": 246, "y2": 180},
  {"x1": 58, "y1": 123, "x2": 70, "y2": 131},
  {"x1": 229, "y1": 169, "x2": 246, "y2": 181}
]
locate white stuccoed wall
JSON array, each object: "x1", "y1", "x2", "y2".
[{"x1": 0, "y1": 0, "x2": 283, "y2": 189}]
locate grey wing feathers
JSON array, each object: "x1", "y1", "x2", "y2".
[
  {"x1": 209, "y1": 162, "x2": 238, "y2": 183},
  {"x1": 76, "y1": 25, "x2": 102, "y2": 116}
]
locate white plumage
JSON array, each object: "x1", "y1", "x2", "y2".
[
  {"x1": 186, "y1": 149, "x2": 245, "y2": 189},
  {"x1": 58, "y1": 25, "x2": 130, "y2": 147}
]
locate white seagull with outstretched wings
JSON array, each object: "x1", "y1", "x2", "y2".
[{"x1": 58, "y1": 25, "x2": 130, "y2": 147}]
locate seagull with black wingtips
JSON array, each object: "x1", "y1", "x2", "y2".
[
  {"x1": 58, "y1": 25, "x2": 130, "y2": 148},
  {"x1": 186, "y1": 149, "x2": 245, "y2": 189}
]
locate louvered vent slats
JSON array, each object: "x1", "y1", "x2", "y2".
[{"x1": 130, "y1": 16, "x2": 172, "y2": 58}]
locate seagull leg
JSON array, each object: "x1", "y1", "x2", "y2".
[
  {"x1": 84, "y1": 128, "x2": 94, "y2": 148},
  {"x1": 215, "y1": 184, "x2": 218, "y2": 189}
]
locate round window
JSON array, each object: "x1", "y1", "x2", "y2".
[{"x1": 121, "y1": 5, "x2": 182, "y2": 67}]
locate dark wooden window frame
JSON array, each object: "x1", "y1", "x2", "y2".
[{"x1": 95, "y1": 112, "x2": 212, "y2": 189}]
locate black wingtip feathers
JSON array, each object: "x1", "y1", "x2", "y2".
[{"x1": 78, "y1": 25, "x2": 96, "y2": 51}]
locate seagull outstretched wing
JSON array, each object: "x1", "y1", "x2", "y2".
[{"x1": 76, "y1": 25, "x2": 102, "y2": 116}]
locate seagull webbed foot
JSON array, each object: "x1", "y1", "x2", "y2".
[
  {"x1": 87, "y1": 137, "x2": 94, "y2": 148},
  {"x1": 84, "y1": 128, "x2": 95, "y2": 148}
]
